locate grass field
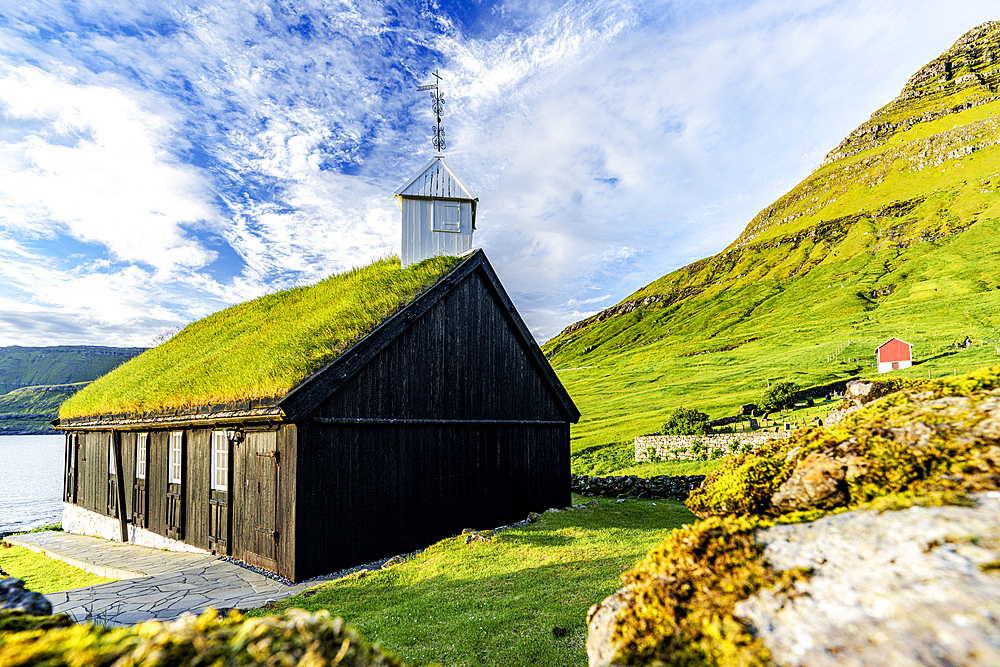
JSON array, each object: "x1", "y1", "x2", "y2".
[
  {"x1": 249, "y1": 494, "x2": 697, "y2": 667},
  {"x1": 0, "y1": 544, "x2": 113, "y2": 594}
]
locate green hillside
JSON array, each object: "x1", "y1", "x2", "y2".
[
  {"x1": 0, "y1": 346, "x2": 144, "y2": 434},
  {"x1": 0, "y1": 346, "x2": 145, "y2": 394},
  {"x1": 544, "y1": 21, "x2": 1000, "y2": 456},
  {"x1": 0, "y1": 383, "x2": 87, "y2": 434}
]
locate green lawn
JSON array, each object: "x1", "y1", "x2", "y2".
[
  {"x1": 249, "y1": 495, "x2": 697, "y2": 667},
  {"x1": 0, "y1": 544, "x2": 113, "y2": 594}
]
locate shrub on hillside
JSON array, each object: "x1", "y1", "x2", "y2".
[
  {"x1": 759, "y1": 382, "x2": 798, "y2": 412},
  {"x1": 662, "y1": 407, "x2": 713, "y2": 435}
]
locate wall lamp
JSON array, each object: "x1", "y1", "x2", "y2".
[{"x1": 225, "y1": 427, "x2": 245, "y2": 445}]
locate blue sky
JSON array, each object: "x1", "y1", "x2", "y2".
[{"x1": 0, "y1": 1, "x2": 995, "y2": 346}]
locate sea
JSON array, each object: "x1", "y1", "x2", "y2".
[{"x1": 0, "y1": 434, "x2": 65, "y2": 535}]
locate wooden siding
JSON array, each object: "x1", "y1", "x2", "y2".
[
  {"x1": 65, "y1": 424, "x2": 298, "y2": 580},
  {"x1": 395, "y1": 156, "x2": 477, "y2": 200},
  {"x1": 314, "y1": 269, "x2": 564, "y2": 422},
  {"x1": 401, "y1": 198, "x2": 474, "y2": 268},
  {"x1": 877, "y1": 337, "x2": 912, "y2": 363},
  {"x1": 294, "y1": 422, "x2": 568, "y2": 579}
]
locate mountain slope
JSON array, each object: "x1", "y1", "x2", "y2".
[
  {"x1": 0, "y1": 346, "x2": 145, "y2": 434},
  {"x1": 0, "y1": 346, "x2": 146, "y2": 394},
  {"x1": 544, "y1": 21, "x2": 1000, "y2": 453}
]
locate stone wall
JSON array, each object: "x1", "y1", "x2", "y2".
[
  {"x1": 571, "y1": 474, "x2": 705, "y2": 501},
  {"x1": 62, "y1": 504, "x2": 209, "y2": 555},
  {"x1": 634, "y1": 431, "x2": 790, "y2": 462}
]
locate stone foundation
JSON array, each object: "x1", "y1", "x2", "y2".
[
  {"x1": 62, "y1": 504, "x2": 209, "y2": 555},
  {"x1": 634, "y1": 431, "x2": 790, "y2": 462}
]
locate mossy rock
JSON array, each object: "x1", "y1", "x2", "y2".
[
  {"x1": 0, "y1": 608, "x2": 412, "y2": 667},
  {"x1": 596, "y1": 366, "x2": 1000, "y2": 667},
  {"x1": 606, "y1": 515, "x2": 809, "y2": 667},
  {"x1": 686, "y1": 368, "x2": 1000, "y2": 519}
]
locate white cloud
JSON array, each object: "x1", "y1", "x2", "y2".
[
  {"x1": 0, "y1": 64, "x2": 219, "y2": 274},
  {"x1": 566, "y1": 294, "x2": 611, "y2": 307},
  {"x1": 0, "y1": 0, "x2": 998, "y2": 348}
]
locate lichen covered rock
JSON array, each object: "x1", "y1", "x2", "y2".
[
  {"x1": 687, "y1": 374, "x2": 1000, "y2": 519},
  {"x1": 0, "y1": 607, "x2": 410, "y2": 667},
  {"x1": 589, "y1": 366, "x2": 1000, "y2": 667},
  {"x1": 736, "y1": 493, "x2": 1000, "y2": 667}
]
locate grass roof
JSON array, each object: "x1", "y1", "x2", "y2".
[{"x1": 60, "y1": 255, "x2": 464, "y2": 419}]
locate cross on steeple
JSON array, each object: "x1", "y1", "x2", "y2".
[{"x1": 417, "y1": 70, "x2": 446, "y2": 152}]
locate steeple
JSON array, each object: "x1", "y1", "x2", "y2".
[
  {"x1": 395, "y1": 71, "x2": 479, "y2": 268},
  {"x1": 394, "y1": 154, "x2": 478, "y2": 268}
]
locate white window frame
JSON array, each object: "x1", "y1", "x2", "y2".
[
  {"x1": 109, "y1": 440, "x2": 116, "y2": 475},
  {"x1": 212, "y1": 431, "x2": 228, "y2": 492},
  {"x1": 432, "y1": 200, "x2": 461, "y2": 233},
  {"x1": 168, "y1": 431, "x2": 183, "y2": 484},
  {"x1": 136, "y1": 433, "x2": 147, "y2": 480}
]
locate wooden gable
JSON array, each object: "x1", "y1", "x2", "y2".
[{"x1": 280, "y1": 249, "x2": 578, "y2": 424}]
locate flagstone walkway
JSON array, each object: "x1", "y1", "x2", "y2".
[{"x1": 6, "y1": 531, "x2": 335, "y2": 626}]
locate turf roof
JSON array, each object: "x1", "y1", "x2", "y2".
[{"x1": 59, "y1": 255, "x2": 464, "y2": 419}]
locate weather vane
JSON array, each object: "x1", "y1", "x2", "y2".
[{"x1": 417, "y1": 70, "x2": 446, "y2": 152}]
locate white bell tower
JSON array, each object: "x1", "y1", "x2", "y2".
[
  {"x1": 395, "y1": 70, "x2": 479, "y2": 268},
  {"x1": 394, "y1": 155, "x2": 478, "y2": 268}
]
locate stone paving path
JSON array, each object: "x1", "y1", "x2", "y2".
[{"x1": 7, "y1": 532, "x2": 335, "y2": 626}]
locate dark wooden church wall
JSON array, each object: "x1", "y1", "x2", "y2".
[
  {"x1": 315, "y1": 268, "x2": 565, "y2": 422},
  {"x1": 294, "y1": 421, "x2": 569, "y2": 579},
  {"x1": 294, "y1": 267, "x2": 572, "y2": 579}
]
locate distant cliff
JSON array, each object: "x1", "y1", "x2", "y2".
[{"x1": 0, "y1": 346, "x2": 145, "y2": 435}]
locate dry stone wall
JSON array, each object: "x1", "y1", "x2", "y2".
[{"x1": 635, "y1": 431, "x2": 790, "y2": 462}]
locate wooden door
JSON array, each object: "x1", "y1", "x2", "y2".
[
  {"x1": 239, "y1": 431, "x2": 279, "y2": 571},
  {"x1": 63, "y1": 434, "x2": 78, "y2": 504},
  {"x1": 208, "y1": 432, "x2": 232, "y2": 555},
  {"x1": 133, "y1": 433, "x2": 148, "y2": 529},
  {"x1": 166, "y1": 431, "x2": 185, "y2": 540}
]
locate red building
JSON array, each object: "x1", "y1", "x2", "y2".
[{"x1": 876, "y1": 337, "x2": 912, "y2": 373}]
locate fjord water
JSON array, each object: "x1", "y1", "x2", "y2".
[{"x1": 0, "y1": 435, "x2": 64, "y2": 534}]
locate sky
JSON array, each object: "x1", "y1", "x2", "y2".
[{"x1": 0, "y1": 0, "x2": 996, "y2": 347}]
